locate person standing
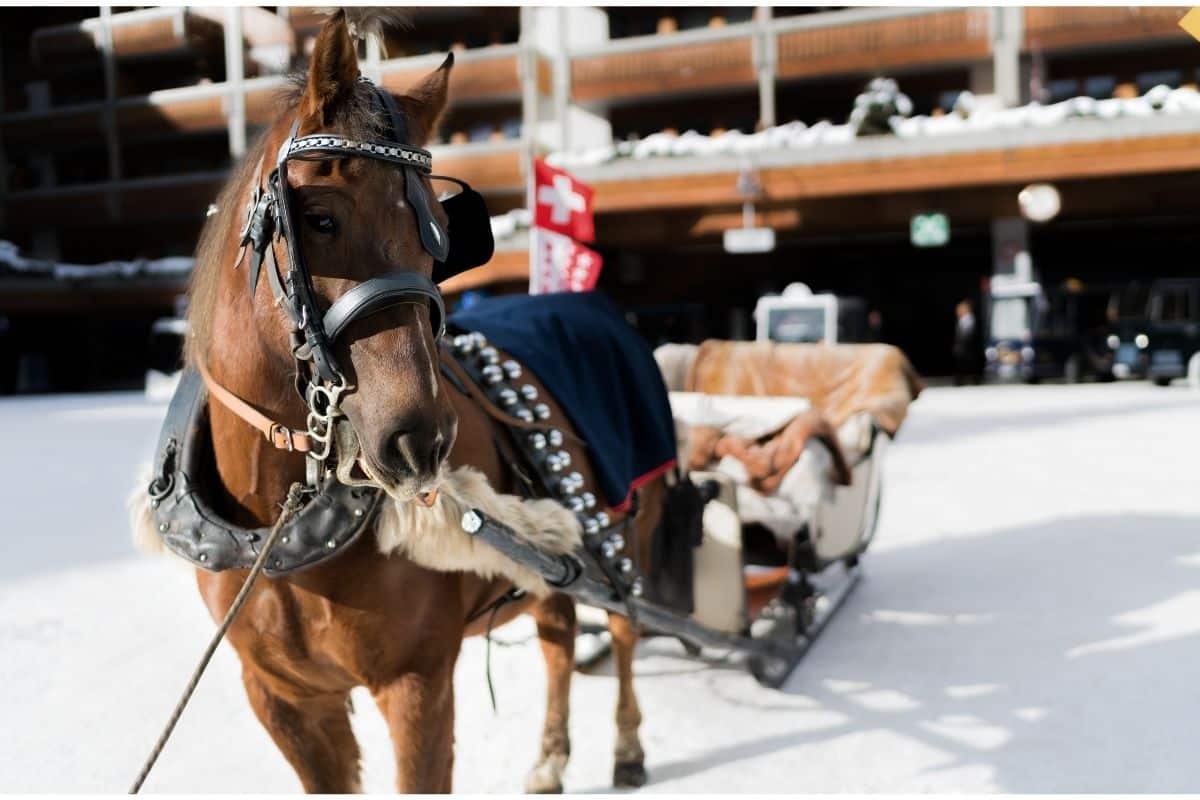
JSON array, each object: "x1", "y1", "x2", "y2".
[{"x1": 953, "y1": 299, "x2": 982, "y2": 385}]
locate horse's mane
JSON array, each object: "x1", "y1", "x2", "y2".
[{"x1": 184, "y1": 76, "x2": 392, "y2": 366}]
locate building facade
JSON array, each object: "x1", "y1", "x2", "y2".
[{"x1": 2, "y1": 6, "x2": 1198, "y2": 388}]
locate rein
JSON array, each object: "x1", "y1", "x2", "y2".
[{"x1": 130, "y1": 483, "x2": 307, "y2": 794}]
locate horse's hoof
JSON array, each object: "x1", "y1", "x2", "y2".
[
  {"x1": 613, "y1": 761, "x2": 647, "y2": 789},
  {"x1": 524, "y1": 755, "x2": 567, "y2": 794}
]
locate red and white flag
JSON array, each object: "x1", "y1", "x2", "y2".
[
  {"x1": 530, "y1": 159, "x2": 602, "y2": 294},
  {"x1": 534, "y1": 159, "x2": 595, "y2": 243},
  {"x1": 532, "y1": 228, "x2": 603, "y2": 293}
]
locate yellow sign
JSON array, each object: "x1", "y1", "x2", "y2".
[{"x1": 1180, "y1": 8, "x2": 1200, "y2": 42}]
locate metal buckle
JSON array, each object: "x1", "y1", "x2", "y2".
[{"x1": 269, "y1": 422, "x2": 295, "y2": 452}]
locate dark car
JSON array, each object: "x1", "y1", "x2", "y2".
[
  {"x1": 1093, "y1": 283, "x2": 1152, "y2": 381},
  {"x1": 985, "y1": 279, "x2": 1115, "y2": 383},
  {"x1": 1144, "y1": 279, "x2": 1200, "y2": 386}
]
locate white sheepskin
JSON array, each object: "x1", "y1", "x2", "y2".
[
  {"x1": 129, "y1": 462, "x2": 582, "y2": 596},
  {"x1": 128, "y1": 463, "x2": 166, "y2": 556},
  {"x1": 374, "y1": 465, "x2": 582, "y2": 596}
]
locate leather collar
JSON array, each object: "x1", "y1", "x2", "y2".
[{"x1": 147, "y1": 368, "x2": 382, "y2": 576}]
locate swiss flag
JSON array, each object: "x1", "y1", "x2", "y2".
[
  {"x1": 534, "y1": 159, "x2": 595, "y2": 243},
  {"x1": 532, "y1": 228, "x2": 603, "y2": 294}
]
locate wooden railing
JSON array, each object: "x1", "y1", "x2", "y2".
[
  {"x1": 570, "y1": 25, "x2": 757, "y2": 103},
  {"x1": 1023, "y1": 7, "x2": 1190, "y2": 52},
  {"x1": 775, "y1": 7, "x2": 990, "y2": 81},
  {"x1": 379, "y1": 45, "x2": 521, "y2": 105},
  {"x1": 430, "y1": 140, "x2": 524, "y2": 194}
]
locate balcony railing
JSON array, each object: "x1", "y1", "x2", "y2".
[
  {"x1": 1023, "y1": 6, "x2": 1190, "y2": 52},
  {"x1": 430, "y1": 139, "x2": 525, "y2": 194},
  {"x1": 570, "y1": 23, "x2": 757, "y2": 103},
  {"x1": 774, "y1": 7, "x2": 990, "y2": 81},
  {"x1": 379, "y1": 44, "x2": 522, "y2": 105}
]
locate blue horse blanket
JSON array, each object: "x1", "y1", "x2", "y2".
[{"x1": 449, "y1": 291, "x2": 677, "y2": 510}]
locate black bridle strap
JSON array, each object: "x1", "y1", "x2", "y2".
[
  {"x1": 323, "y1": 271, "x2": 447, "y2": 343},
  {"x1": 374, "y1": 87, "x2": 451, "y2": 263},
  {"x1": 272, "y1": 121, "x2": 345, "y2": 382}
]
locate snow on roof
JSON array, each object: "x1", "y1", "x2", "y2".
[
  {"x1": 0, "y1": 240, "x2": 193, "y2": 281},
  {"x1": 547, "y1": 84, "x2": 1200, "y2": 170}
]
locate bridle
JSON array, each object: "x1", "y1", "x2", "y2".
[{"x1": 207, "y1": 77, "x2": 493, "y2": 491}]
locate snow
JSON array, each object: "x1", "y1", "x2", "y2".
[
  {"x1": 1, "y1": 382, "x2": 1199, "y2": 792},
  {"x1": 0, "y1": 240, "x2": 193, "y2": 281},
  {"x1": 548, "y1": 84, "x2": 1200, "y2": 170}
]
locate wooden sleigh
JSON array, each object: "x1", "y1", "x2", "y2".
[{"x1": 473, "y1": 339, "x2": 922, "y2": 687}]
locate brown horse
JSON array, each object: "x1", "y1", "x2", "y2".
[{"x1": 158, "y1": 11, "x2": 662, "y2": 793}]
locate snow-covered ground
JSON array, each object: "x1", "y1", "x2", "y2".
[{"x1": 2, "y1": 382, "x2": 1198, "y2": 793}]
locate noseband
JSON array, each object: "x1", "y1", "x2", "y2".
[{"x1": 211, "y1": 78, "x2": 493, "y2": 488}]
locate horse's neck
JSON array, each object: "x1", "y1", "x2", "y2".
[{"x1": 205, "y1": 331, "x2": 309, "y2": 527}]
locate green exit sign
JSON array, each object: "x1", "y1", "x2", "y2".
[{"x1": 911, "y1": 212, "x2": 950, "y2": 247}]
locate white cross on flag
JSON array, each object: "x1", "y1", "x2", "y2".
[
  {"x1": 534, "y1": 159, "x2": 595, "y2": 243},
  {"x1": 532, "y1": 228, "x2": 603, "y2": 293},
  {"x1": 530, "y1": 159, "x2": 602, "y2": 294}
]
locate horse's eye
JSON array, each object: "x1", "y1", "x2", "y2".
[{"x1": 305, "y1": 212, "x2": 338, "y2": 235}]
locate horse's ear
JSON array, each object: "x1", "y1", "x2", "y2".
[
  {"x1": 300, "y1": 10, "x2": 359, "y2": 127},
  {"x1": 401, "y1": 53, "x2": 453, "y2": 146}
]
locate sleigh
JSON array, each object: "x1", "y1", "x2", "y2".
[{"x1": 468, "y1": 335, "x2": 921, "y2": 688}]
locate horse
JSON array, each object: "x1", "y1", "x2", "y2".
[{"x1": 137, "y1": 11, "x2": 663, "y2": 793}]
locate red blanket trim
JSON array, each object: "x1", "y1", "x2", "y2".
[{"x1": 612, "y1": 459, "x2": 677, "y2": 513}]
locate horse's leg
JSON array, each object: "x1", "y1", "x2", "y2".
[
  {"x1": 525, "y1": 593, "x2": 576, "y2": 794},
  {"x1": 608, "y1": 612, "x2": 647, "y2": 788},
  {"x1": 241, "y1": 668, "x2": 362, "y2": 793},
  {"x1": 374, "y1": 668, "x2": 457, "y2": 793}
]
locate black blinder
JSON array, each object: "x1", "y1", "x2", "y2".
[{"x1": 433, "y1": 183, "x2": 494, "y2": 283}]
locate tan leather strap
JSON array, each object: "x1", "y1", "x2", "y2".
[{"x1": 197, "y1": 361, "x2": 314, "y2": 453}]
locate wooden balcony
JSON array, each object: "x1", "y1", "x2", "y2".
[
  {"x1": 4, "y1": 172, "x2": 226, "y2": 230},
  {"x1": 430, "y1": 140, "x2": 525, "y2": 195},
  {"x1": 1, "y1": 76, "x2": 290, "y2": 149},
  {"x1": 380, "y1": 45, "x2": 521, "y2": 105},
  {"x1": 1023, "y1": 6, "x2": 1190, "y2": 53},
  {"x1": 30, "y1": 7, "x2": 292, "y2": 71},
  {"x1": 570, "y1": 25, "x2": 756, "y2": 104},
  {"x1": 775, "y1": 8, "x2": 991, "y2": 81},
  {"x1": 578, "y1": 118, "x2": 1200, "y2": 214}
]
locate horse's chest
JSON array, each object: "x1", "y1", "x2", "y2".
[{"x1": 196, "y1": 545, "x2": 465, "y2": 689}]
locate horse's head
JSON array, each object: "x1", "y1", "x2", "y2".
[{"x1": 238, "y1": 12, "x2": 466, "y2": 500}]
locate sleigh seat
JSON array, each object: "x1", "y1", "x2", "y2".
[{"x1": 655, "y1": 341, "x2": 921, "y2": 633}]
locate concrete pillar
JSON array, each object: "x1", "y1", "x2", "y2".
[
  {"x1": 989, "y1": 6, "x2": 1023, "y2": 107},
  {"x1": 224, "y1": 7, "x2": 247, "y2": 159},
  {"x1": 754, "y1": 7, "x2": 777, "y2": 129},
  {"x1": 992, "y1": 217, "x2": 1031, "y2": 278}
]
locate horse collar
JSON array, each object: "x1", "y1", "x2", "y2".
[{"x1": 147, "y1": 368, "x2": 383, "y2": 576}]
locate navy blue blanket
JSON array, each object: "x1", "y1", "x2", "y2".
[{"x1": 449, "y1": 292, "x2": 677, "y2": 510}]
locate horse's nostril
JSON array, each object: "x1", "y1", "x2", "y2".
[{"x1": 388, "y1": 432, "x2": 416, "y2": 477}]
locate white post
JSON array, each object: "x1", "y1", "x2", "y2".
[
  {"x1": 224, "y1": 7, "x2": 247, "y2": 159},
  {"x1": 754, "y1": 7, "x2": 777, "y2": 129},
  {"x1": 990, "y1": 6, "x2": 1023, "y2": 107},
  {"x1": 520, "y1": 6, "x2": 541, "y2": 294}
]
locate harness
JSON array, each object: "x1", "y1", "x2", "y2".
[
  {"x1": 147, "y1": 77, "x2": 646, "y2": 612},
  {"x1": 211, "y1": 78, "x2": 490, "y2": 486},
  {"x1": 147, "y1": 78, "x2": 494, "y2": 573}
]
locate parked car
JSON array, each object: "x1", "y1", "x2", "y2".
[
  {"x1": 1087, "y1": 282, "x2": 1152, "y2": 381},
  {"x1": 985, "y1": 277, "x2": 1115, "y2": 383},
  {"x1": 1143, "y1": 278, "x2": 1200, "y2": 386}
]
